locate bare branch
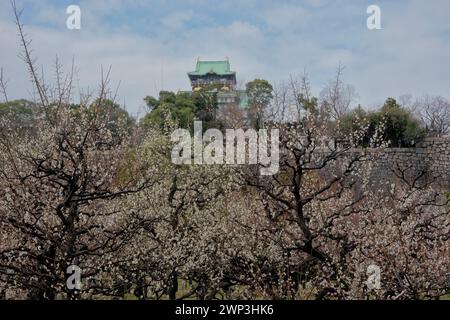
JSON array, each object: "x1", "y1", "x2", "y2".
[
  {"x1": 11, "y1": 0, "x2": 49, "y2": 107},
  {"x1": 0, "y1": 68, "x2": 9, "y2": 103}
]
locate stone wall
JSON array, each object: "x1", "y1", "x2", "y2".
[{"x1": 376, "y1": 137, "x2": 450, "y2": 189}]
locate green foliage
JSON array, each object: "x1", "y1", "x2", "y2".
[
  {"x1": 115, "y1": 148, "x2": 138, "y2": 186},
  {"x1": 380, "y1": 98, "x2": 425, "y2": 147},
  {"x1": 143, "y1": 89, "x2": 220, "y2": 131},
  {"x1": 0, "y1": 99, "x2": 134, "y2": 135},
  {"x1": 338, "y1": 98, "x2": 426, "y2": 147},
  {"x1": 143, "y1": 92, "x2": 195, "y2": 130},
  {"x1": 0, "y1": 99, "x2": 37, "y2": 130},
  {"x1": 298, "y1": 94, "x2": 319, "y2": 116},
  {"x1": 159, "y1": 91, "x2": 176, "y2": 105},
  {"x1": 246, "y1": 79, "x2": 273, "y2": 129},
  {"x1": 192, "y1": 88, "x2": 219, "y2": 129},
  {"x1": 143, "y1": 96, "x2": 160, "y2": 110},
  {"x1": 246, "y1": 79, "x2": 273, "y2": 108},
  {"x1": 0, "y1": 99, "x2": 34, "y2": 116},
  {"x1": 338, "y1": 105, "x2": 368, "y2": 143},
  {"x1": 338, "y1": 105, "x2": 366, "y2": 130}
]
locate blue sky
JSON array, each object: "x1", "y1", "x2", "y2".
[{"x1": 1, "y1": 0, "x2": 449, "y2": 117}]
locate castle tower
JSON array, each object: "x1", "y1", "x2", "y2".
[
  {"x1": 187, "y1": 59, "x2": 237, "y2": 91},
  {"x1": 187, "y1": 59, "x2": 247, "y2": 110}
]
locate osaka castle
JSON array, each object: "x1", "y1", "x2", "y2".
[{"x1": 187, "y1": 59, "x2": 248, "y2": 110}]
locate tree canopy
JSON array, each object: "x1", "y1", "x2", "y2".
[
  {"x1": 338, "y1": 98, "x2": 426, "y2": 147},
  {"x1": 142, "y1": 86, "x2": 223, "y2": 131},
  {"x1": 246, "y1": 79, "x2": 273, "y2": 129}
]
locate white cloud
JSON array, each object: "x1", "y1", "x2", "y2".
[{"x1": 161, "y1": 10, "x2": 193, "y2": 31}]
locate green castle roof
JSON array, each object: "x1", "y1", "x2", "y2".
[{"x1": 188, "y1": 60, "x2": 236, "y2": 76}]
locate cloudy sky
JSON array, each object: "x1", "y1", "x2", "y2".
[{"x1": 0, "y1": 0, "x2": 449, "y2": 117}]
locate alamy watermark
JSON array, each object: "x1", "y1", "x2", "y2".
[
  {"x1": 171, "y1": 121, "x2": 280, "y2": 175},
  {"x1": 65, "y1": 4, "x2": 379, "y2": 32},
  {"x1": 367, "y1": 5, "x2": 381, "y2": 30},
  {"x1": 66, "y1": 265, "x2": 82, "y2": 290},
  {"x1": 66, "y1": 5, "x2": 81, "y2": 30},
  {"x1": 366, "y1": 264, "x2": 381, "y2": 290}
]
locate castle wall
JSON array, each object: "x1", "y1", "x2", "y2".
[{"x1": 374, "y1": 137, "x2": 450, "y2": 189}]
